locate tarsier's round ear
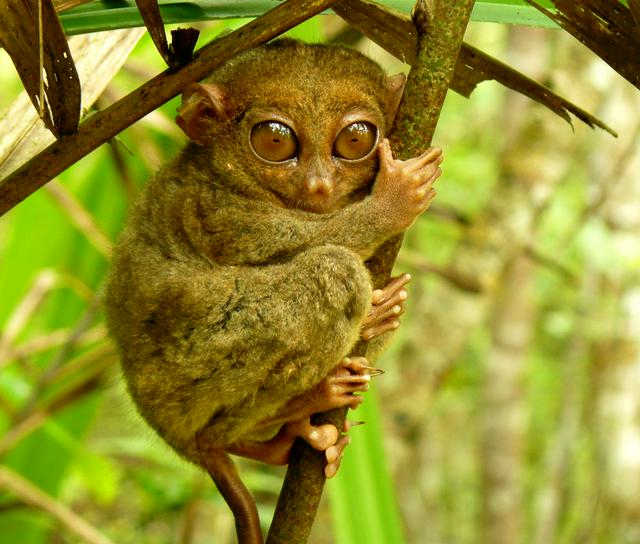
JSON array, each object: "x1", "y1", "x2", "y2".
[
  {"x1": 385, "y1": 73, "x2": 407, "y2": 123},
  {"x1": 176, "y1": 83, "x2": 231, "y2": 144}
]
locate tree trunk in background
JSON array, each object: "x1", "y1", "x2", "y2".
[
  {"x1": 478, "y1": 27, "x2": 554, "y2": 544},
  {"x1": 589, "y1": 71, "x2": 640, "y2": 543},
  {"x1": 480, "y1": 256, "x2": 532, "y2": 544}
]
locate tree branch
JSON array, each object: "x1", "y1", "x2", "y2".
[{"x1": 266, "y1": 1, "x2": 475, "y2": 542}]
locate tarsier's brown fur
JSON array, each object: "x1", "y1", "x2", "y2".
[{"x1": 104, "y1": 39, "x2": 442, "y2": 543}]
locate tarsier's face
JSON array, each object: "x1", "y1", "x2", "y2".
[
  {"x1": 177, "y1": 41, "x2": 401, "y2": 213},
  {"x1": 242, "y1": 100, "x2": 384, "y2": 214}
]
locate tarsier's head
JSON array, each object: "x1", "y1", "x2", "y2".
[{"x1": 177, "y1": 39, "x2": 405, "y2": 213}]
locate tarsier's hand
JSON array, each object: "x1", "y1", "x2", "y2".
[
  {"x1": 361, "y1": 273, "x2": 411, "y2": 340},
  {"x1": 373, "y1": 139, "x2": 443, "y2": 231}
]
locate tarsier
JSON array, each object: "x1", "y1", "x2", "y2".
[{"x1": 104, "y1": 39, "x2": 442, "y2": 543}]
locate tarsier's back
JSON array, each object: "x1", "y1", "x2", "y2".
[{"x1": 104, "y1": 39, "x2": 442, "y2": 544}]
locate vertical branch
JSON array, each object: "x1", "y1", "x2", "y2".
[{"x1": 267, "y1": 1, "x2": 474, "y2": 542}]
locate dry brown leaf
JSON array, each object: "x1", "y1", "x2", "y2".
[
  {"x1": 0, "y1": 0, "x2": 80, "y2": 136},
  {"x1": 0, "y1": 29, "x2": 145, "y2": 179},
  {"x1": 526, "y1": 0, "x2": 640, "y2": 91}
]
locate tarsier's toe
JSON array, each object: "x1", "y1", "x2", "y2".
[
  {"x1": 347, "y1": 394, "x2": 364, "y2": 410},
  {"x1": 341, "y1": 356, "x2": 383, "y2": 377},
  {"x1": 361, "y1": 273, "x2": 411, "y2": 340},
  {"x1": 341, "y1": 356, "x2": 368, "y2": 373},
  {"x1": 362, "y1": 318, "x2": 400, "y2": 340},
  {"x1": 306, "y1": 423, "x2": 340, "y2": 451},
  {"x1": 324, "y1": 434, "x2": 351, "y2": 479}
]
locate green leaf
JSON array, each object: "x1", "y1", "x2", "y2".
[
  {"x1": 328, "y1": 385, "x2": 405, "y2": 544},
  {"x1": 59, "y1": 0, "x2": 558, "y2": 36}
]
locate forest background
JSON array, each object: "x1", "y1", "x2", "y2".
[{"x1": 0, "y1": 6, "x2": 639, "y2": 544}]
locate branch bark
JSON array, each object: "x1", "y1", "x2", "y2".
[
  {"x1": 0, "y1": 0, "x2": 340, "y2": 217},
  {"x1": 266, "y1": 1, "x2": 475, "y2": 542}
]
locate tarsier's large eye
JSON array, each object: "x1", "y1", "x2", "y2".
[
  {"x1": 333, "y1": 121, "x2": 377, "y2": 160},
  {"x1": 250, "y1": 121, "x2": 298, "y2": 162}
]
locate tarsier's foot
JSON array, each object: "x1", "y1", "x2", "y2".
[
  {"x1": 361, "y1": 273, "x2": 411, "y2": 340},
  {"x1": 230, "y1": 359, "x2": 382, "y2": 471},
  {"x1": 227, "y1": 418, "x2": 352, "y2": 467}
]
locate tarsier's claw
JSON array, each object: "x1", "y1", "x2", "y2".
[
  {"x1": 345, "y1": 420, "x2": 366, "y2": 431},
  {"x1": 361, "y1": 366, "x2": 384, "y2": 377}
]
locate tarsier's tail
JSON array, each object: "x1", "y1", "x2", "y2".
[{"x1": 197, "y1": 441, "x2": 263, "y2": 544}]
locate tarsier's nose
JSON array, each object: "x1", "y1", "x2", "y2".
[{"x1": 305, "y1": 175, "x2": 334, "y2": 196}]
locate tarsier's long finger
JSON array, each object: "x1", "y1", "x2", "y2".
[
  {"x1": 343, "y1": 394, "x2": 363, "y2": 410},
  {"x1": 415, "y1": 166, "x2": 442, "y2": 195},
  {"x1": 419, "y1": 188, "x2": 437, "y2": 210},
  {"x1": 377, "y1": 138, "x2": 393, "y2": 163},
  {"x1": 325, "y1": 435, "x2": 351, "y2": 479},
  {"x1": 341, "y1": 356, "x2": 369, "y2": 373},
  {"x1": 331, "y1": 374, "x2": 370, "y2": 385},
  {"x1": 362, "y1": 274, "x2": 411, "y2": 340},
  {"x1": 362, "y1": 318, "x2": 400, "y2": 340},
  {"x1": 406, "y1": 147, "x2": 443, "y2": 173}
]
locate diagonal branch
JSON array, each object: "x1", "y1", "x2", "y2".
[
  {"x1": 0, "y1": 0, "x2": 340, "y2": 217},
  {"x1": 266, "y1": 1, "x2": 475, "y2": 542}
]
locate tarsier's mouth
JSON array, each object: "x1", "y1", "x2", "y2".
[
  {"x1": 294, "y1": 199, "x2": 338, "y2": 214},
  {"x1": 280, "y1": 192, "x2": 338, "y2": 214}
]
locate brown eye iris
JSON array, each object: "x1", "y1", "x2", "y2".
[
  {"x1": 250, "y1": 121, "x2": 298, "y2": 162},
  {"x1": 333, "y1": 122, "x2": 377, "y2": 160}
]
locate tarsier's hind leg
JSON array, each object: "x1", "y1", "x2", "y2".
[
  {"x1": 202, "y1": 244, "x2": 373, "y2": 440},
  {"x1": 226, "y1": 357, "x2": 380, "y2": 476}
]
